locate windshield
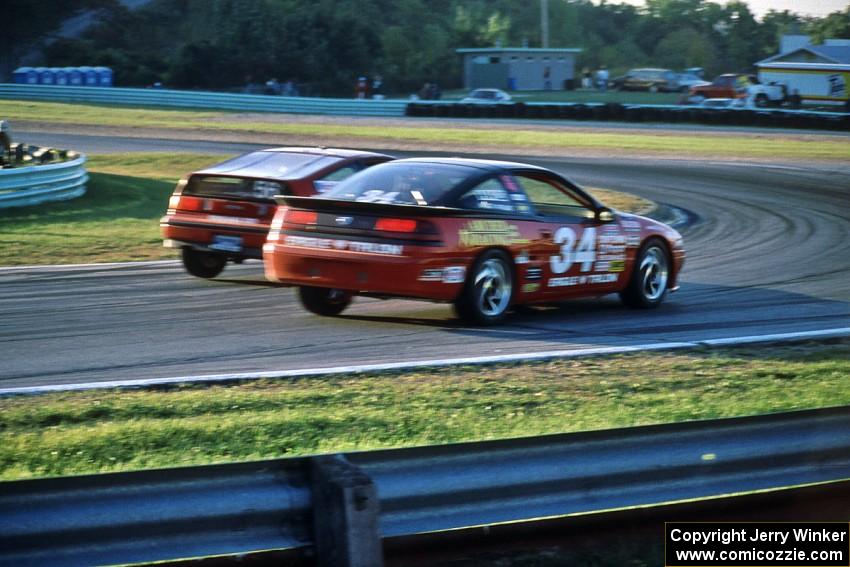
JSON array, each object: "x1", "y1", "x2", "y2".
[{"x1": 323, "y1": 162, "x2": 474, "y2": 206}]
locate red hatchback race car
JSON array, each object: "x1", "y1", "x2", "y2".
[
  {"x1": 161, "y1": 147, "x2": 393, "y2": 278},
  {"x1": 263, "y1": 158, "x2": 684, "y2": 325}
]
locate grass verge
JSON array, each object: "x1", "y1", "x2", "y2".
[
  {"x1": 0, "y1": 153, "x2": 228, "y2": 265},
  {"x1": 3, "y1": 100, "x2": 849, "y2": 162},
  {"x1": 0, "y1": 152, "x2": 647, "y2": 266},
  {"x1": 1, "y1": 340, "x2": 848, "y2": 480}
]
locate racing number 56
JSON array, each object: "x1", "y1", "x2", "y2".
[{"x1": 550, "y1": 227, "x2": 596, "y2": 274}]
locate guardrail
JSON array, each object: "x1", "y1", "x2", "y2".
[
  {"x1": 0, "y1": 83, "x2": 408, "y2": 117},
  {"x1": 0, "y1": 154, "x2": 87, "y2": 209},
  {"x1": 2, "y1": 406, "x2": 849, "y2": 567},
  {"x1": 407, "y1": 100, "x2": 850, "y2": 130}
]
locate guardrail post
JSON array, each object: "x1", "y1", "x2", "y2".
[{"x1": 311, "y1": 455, "x2": 383, "y2": 567}]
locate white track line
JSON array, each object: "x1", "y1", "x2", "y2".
[{"x1": 3, "y1": 328, "x2": 849, "y2": 396}]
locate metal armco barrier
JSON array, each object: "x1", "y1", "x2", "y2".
[
  {"x1": 406, "y1": 100, "x2": 850, "y2": 131},
  {"x1": 0, "y1": 83, "x2": 408, "y2": 117},
  {"x1": 0, "y1": 155, "x2": 87, "y2": 209},
  {"x1": 1, "y1": 406, "x2": 849, "y2": 567}
]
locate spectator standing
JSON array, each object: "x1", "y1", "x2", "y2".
[
  {"x1": 596, "y1": 66, "x2": 609, "y2": 92},
  {"x1": 355, "y1": 76, "x2": 370, "y2": 99},
  {"x1": 371, "y1": 74, "x2": 384, "y2": 99},
  {"x1": 582, "y1": 67, "x2": 592, "y2": 89}
]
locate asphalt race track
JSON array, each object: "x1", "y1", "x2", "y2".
[{"x1": 2, "y1": 133, "x2": 850, "y2": 389}]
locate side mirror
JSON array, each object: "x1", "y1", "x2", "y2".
[{"x1": 596, "y1": 207, "x2": 615, "y2": 223}]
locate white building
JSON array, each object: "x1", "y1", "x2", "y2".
[{"x1": 756, "y1": 36, "x2": 850, "y2": 106}]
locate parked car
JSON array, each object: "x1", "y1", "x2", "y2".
[
  {"x1": 460, "y1": 88, "x2": 512, "y2": 103},
  {"x1": 699, "y1": 98, "x2": 751, "y2": 109},
  {"x1": 676, "y1": 72, "x2": 709, "y2": 92},
  {"x1": 611, "y1": 68, "x2": 680, "y2": 92},
  {"x1": 687, "y1": 74, "x2": 756, "y2": 102},
  {"x1": 688, "y1": 74, "x2": 790, "y2": 107},
  {"x1": 160, "y1": 147, "x2": 393, "y2": 278},
  {"x1": 264, "y1": 158, "x2": 684, "y2": 325}
]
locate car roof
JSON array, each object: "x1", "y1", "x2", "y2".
[
  {"x1": 260, "y1": 147, "x2": 391, "y2": 159},
  {"x1": 389, "y1": 156, "x2": 549, "y2": 173},
  {"x1": 193, "y1": 147, "x2": 392, "y2": 180}
]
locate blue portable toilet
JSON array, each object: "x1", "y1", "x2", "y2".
[
  {"x1": 66, "y1": 67, "x2": 83, "y2": 86},
  {"x1": 94, "y1": 67, "x2": 113, "y2": 87},
  {"x1": 79, "y1": 66, "x2": 98, "y2": 86},
  {"x1": 53, "y1": 67, "x2": 68, "y2": 85},
  {"x1": 36, "y1": 67, "x2": 55, "y2": 85},
  {"x1": 13, "y1": 67, "x2": 38, "y2": 84}
]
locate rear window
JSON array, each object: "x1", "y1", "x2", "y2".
[
  {"x1": 184, "y1": 176, "x2": 285, "y2": 200},
  {"x1": 324, "y1": 162, "x2": 474, "y2": 206},
  {"x1": 206, "y1": 151, "x2": 321, "y2": 175}
]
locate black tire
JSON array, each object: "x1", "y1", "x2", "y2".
[
  {"x1": 754, "y1": 93, "x2": 768, "y2": 108},
  {"x1": 454, "y1": 250, "x2": 514, "y2": 325},
  {"x1": 298, "y1": 286, "x2": 352, "y2": 317},
  {"x1": 620, "y1": 239, "x2": 671, "y2": 309},
  {"x1": 181, "y1": 248, "x2": 226, "y2": 279}
]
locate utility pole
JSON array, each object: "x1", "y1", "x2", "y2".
[{"x1": 541, "y1": 0, "x2": 549, "y2": 48}]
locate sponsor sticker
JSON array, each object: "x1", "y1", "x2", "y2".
[
  {"x1": 458, "y1": 220, "x2": 528, "y2": 247},
  {"x1": 442, "y1": 266, "x2": 466, "y2": 284},
  {"x1": 522, "y1": 283, "x2": 540, "y2": 293},
  {"x1": 285, "y1": 235, "x2": 403, "y2": 256}
]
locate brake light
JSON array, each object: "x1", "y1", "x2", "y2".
[
  {"x1": 285, "y1": 209, "x2": 318, "y2": 225},
  {"x1": 374, "y1": 218, "x2": 417, "y2": 233}
]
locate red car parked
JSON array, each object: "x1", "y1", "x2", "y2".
[
  {"x1": 161, "y1": 147, "x2": 393, "y2": 278},
  {"x1": 264, "y1": 158, "x2": 684, "y2": 325}
]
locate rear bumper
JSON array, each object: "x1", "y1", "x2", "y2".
[
  {"x1": 263, "y1": 238, "x2": 467, "y2": 301},
  {"x1": 160, "y1": 216, "x2": 269, "y2": 259}
]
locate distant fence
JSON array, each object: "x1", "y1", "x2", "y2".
[
  {"x1": 0, "y1": 154, "x2": 87, "y2": 209},
  {"x1": 3, "y1": 83, "x2": 848, "y2": 129},
  {"x1": 407, "y1": 100, "x2": 850, "y2": 131},
  {"x1": 0, "y1": 84, "x2": 408, "y2": 117}
]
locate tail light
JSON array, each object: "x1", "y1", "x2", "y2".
[
  {"x1": 374, "y1": 218, "x2": 417, "y2": 233},
  {"x1": 285, "y1": 209, "x2": 318, "y2": 225}
]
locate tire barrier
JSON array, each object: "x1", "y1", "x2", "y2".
[
  {"x1": 405, "y1": 101, "x2": 850, "y2": 131},
  {"x1": 0, "y1": 146, "x2": 87, "y2": 209}
]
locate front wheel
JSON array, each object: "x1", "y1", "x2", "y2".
[
  {"x1": 620, "y1": 240, "x2": 670, "y2": 309},
  {"x1": 182, "y1": 248, "x2": 226, "y2": 278},
  {"x1": 298, "y1": 286, "x2": 352, "y2": 317},
  {"x1": 454, "y1": 250, "x2": 513, "y2": 325}
]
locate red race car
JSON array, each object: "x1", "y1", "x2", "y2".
[
  {"x1": 263, "y1": 158, "x2": 684, "y2": 325},
  {"x1": 161, "y1": 147, "x2": 393, "y2": 278}
]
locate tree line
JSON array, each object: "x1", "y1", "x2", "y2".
[{"x1": 4, "y1": 0, "x2": 849, "y2": 96}]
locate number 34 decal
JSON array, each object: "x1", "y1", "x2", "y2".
[{"x1": 550, "y1": 227, "x2": 596, "y2": 274}]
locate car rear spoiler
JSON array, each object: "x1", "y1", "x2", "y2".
[{"x1": 276, "y1": 195, "x2": 474, "y2": 217}]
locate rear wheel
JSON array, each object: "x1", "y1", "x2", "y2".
[
  {"x1": 620, "y1": 239, "x2": 670, "y2": 309},
  {"x1": 181, "y1": 248, "x2": 226, "y2": 279},
  {"x1": 298, "y1": 286, "x2": 352, "y2": 317},
  {"x1": 454, "y1": 250, "x2": 513, "y2": 325},
  {"x1": 754, "y1": 93, "x2": 769, "y2": 108}
]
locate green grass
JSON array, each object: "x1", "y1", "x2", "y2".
[
  {"x1": 0, "y1": 153, "x2": 229, "y2": 265},
  {"x1": 2, "y1": 341, "x2": 848, "y2": 480},
  {"x1": 3, "y1": 100, "x2": 849, "y2": 162}
]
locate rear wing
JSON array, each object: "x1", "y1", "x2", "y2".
[{"x1": 276, "y1": 195, "x2": 474, "y2": 218}]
